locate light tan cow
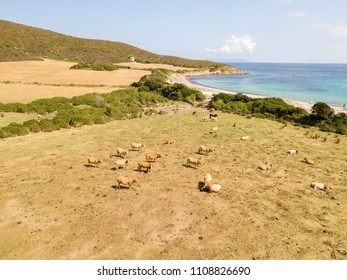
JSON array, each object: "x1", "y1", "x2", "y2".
[
  {"x1": 146, "y1": 153, "x2": 162, "y2": 162},
  {"x1": 116, "y1": 176, "x2": 137, "y2": 189},
  {"x1": 114, "y1": 159, "x2": 129, "y2": 170},
  {"x1": 138, "y1": 161, "x2": 152, "y2": 173},
  {"x1": 87, "y1": 157, "x2": 101, "y2": 167},
  {"x1": 203, "y1": 173, "x2": 212, "y2": 187},
  {"x1": 205, "y1": 184, "x2": 222, "y2": 193},
  {"x1": 198, "y1": 145, "x2": 214, "y2": 155},
  {"x1": 187, "y1": 157, "x2": 202, "y2": 168},
  {"x1": 165, "y1": 139, "x2": 176, "y2": 144},
  {"x1": 131, "y1": 143, "x2": 145, "y2": 151}
]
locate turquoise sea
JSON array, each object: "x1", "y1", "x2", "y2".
[{"x1": 189, "y1": 63, "x2": 347, "y2": 108}]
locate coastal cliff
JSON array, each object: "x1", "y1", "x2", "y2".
[{"x1": 209, "y1": 64, "x2": 247, "y2": 75}]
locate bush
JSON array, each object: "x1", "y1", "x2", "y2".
[
  {"x1": 0, "y1": 102, "x2": 28, "y2": 113},
  {"x1": 136, "y1": 69, "x2": 170, "y2": 91},
  {"x1": 39, "y1": 119, "x2": 56, "y2": 132},
  {"x1": 159, "y1": 83, "x2": 205, "y2": 102},
  {"x1": 23, "y1": 119, "x2": 41, "y2": 132},
  {"x1": 311, "y1": 102, "x2": 334, "y2": 119},
  {"x1": 70, "y1": 61, "x2": 118, "y2": 71},
  {"x1": 27, "y1": 97, "x2": 72, "y2": 114},
  {"x1": 2, "y1": 122, "x2": 30, "y2": 136},
  {"x1": 0, "y1": 87, "x2": 170, "y2": 138}
]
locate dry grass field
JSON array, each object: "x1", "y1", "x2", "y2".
[
  {"x1": 0, "y1": 112, "x2": 39, "y2": 127},
  {"x1": 1, "y1": 109, "x2": 346, "y2": 260},
  {"x1": 0, "y1": 60, "x2": 151, "y2": 103},
  {"x1": 116, "y1": 62, "x2": 195, "y2": 71}
]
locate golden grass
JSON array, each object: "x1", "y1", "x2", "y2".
[
  {"x1": 0, "y1": 60, "x2": 150, "y2": 103},
  {"x1": 116, "y1": 62, "x2": 195, "y2": 71},
  {"x1": 0, "y1": 112, "x2": 38, "y2": 127},
  {"x1": 0, "y1": 110, "x2": 346, "y2": 259}
]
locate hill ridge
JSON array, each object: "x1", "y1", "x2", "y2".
[{"x1": 0, "y1": 20, "x2": 222, "y2": 68}]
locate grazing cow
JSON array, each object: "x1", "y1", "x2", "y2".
[
  {"x1": 241, "y1": 135, "x2": 250, "y2": 141},
  {"x1": 287, "y1": 149, "x2": 299, "y2": 154},
  {"x1": 87, "y1": 157, "x2": 101, "y2": 167},
  {"x1": 304, "y1": 158, "x2": 315, "y2": 165},
  {"x1": 209, "y1": 113, "x2": 218, "y2": 119},
  {"x1": 138, "y1": 161, "x2": 152, "y2": 173},
  {"x1": 187, "y1": 157, "x2": 202, "y2": 168},
  {"x1": 210, "y1": 127, "x2": 219, "y2": 135},
  {"x1": 146, "y1": 153, "x2": 162, "y2": 162},
  {"x1": 192, "y1": 111, "x2": 197, "y2": 115},
  {"x1": 310, "y1": 182, "x2": 328, "y2": 191},
  {"x1": 114, "y1": 159, "x2": 129, "y2": 170},
  {"x1": 203, "y1": 173, "x2": 212, "y2": 187},
  {"x1": 131, "y1": 143, "x2": 145, "y2": 151},
  {"x1": 116, "y1": 176, "x2": 137, "y2": 189},
  {"x1": 165, "y1": 139, "x2": 176, "y2": 144},
  {"x1": 116, "y1": 147, "x2": 129, "y2": 158},
  {"x1": 258, "y1": 163, "x2": 272, "y2": 170},
  {"x1": 210, "y1": 117, "x2": 217, "y2": 122},
  {"x1": 204, "y1": 184, "x2": 222, "y2": 193},
  {"x1": 200, "y1": 116, "x2": 209, "y2": 122},
  {"x1": 198, "y1": 145, "x2": 214, "y2": 155}
]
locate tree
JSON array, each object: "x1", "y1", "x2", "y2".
[{"x1": 311, "y1": 102, "x2": 334, "y2": 119}]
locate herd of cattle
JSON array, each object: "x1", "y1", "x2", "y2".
[{"x1": 86, "y1": 112, "x2": 328, "y2": 193}]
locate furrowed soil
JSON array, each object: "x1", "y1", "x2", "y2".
[{"x1": 1, "y1": 110, "x2": 346, "y2": 260}]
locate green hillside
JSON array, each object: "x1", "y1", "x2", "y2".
[{"x1": 0, "y1": 20, "x2": 221, "y2": 68}]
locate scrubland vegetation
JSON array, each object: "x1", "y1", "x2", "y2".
[
  {"x1": 70, "y1": 61, "x2": 119, "y2": 71},
  {"x1": 210, "y1": 93, "x2": 347, "y2": 135}
]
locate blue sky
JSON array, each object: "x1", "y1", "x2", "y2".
[{"x1": 1, "y1": 0, "x2": 347, "y2": 63}]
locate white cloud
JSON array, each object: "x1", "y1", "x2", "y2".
[
  {"x1": 311, "y1": 22, "x2": 347, "y2": 38},
  {"x1": 203, "y1": 35, "x2": 256, "y2": 54},
  {"x1": 203, "y1": 47, "x2": 217, "y2": 53},
  {"x1": 286, "y1": 12, "x2": 318, "y2": 19}
]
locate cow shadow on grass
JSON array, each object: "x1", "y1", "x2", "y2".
[
  {"x1": 84, "y1": 164, "x2": 99, "y2": 168},
  {"x1": 110, "y1": 167, "x2": 127, "y2": 171},
  {"x1": 111, "y1": 185, "x2": 130, "y2": 190},
  {"x1": 133, "y1": 168, "x2": 150, "y2": 173},
  {"x1": 195, "y1": 152, "x2": 207, "y2": 156},
  {"x1": 182, "y1": 163, "x2": 198, "y2": 169}
]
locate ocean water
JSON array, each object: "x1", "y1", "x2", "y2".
[{"x1": 189, "y1": 63, "x2": 347, "y2": 107}]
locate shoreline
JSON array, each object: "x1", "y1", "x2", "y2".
[{"x1": 170, "y1": 72, "x2": 345, "y2": 114}]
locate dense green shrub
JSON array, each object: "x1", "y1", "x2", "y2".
[
  {"x1": 135, "y1": 69, "x2": 170, "y2": 91},
  {"x1": 311, "y1": 102, "x2": 334, "y2": 119},
  {"x1": 0, "y1": 102, "x2": 28, "y2": 113},
  {"x1": 23, "y1": 119, "x2": 41, "y2": 132},
  {"x1": 70, "y1": 61, "x2": 119, "y2": 71},
  {"x1": 2, "y1": 122, "x2": 30, "y2": 136},
  {"x1": 210, "y1": 93, "x2": 347, "y2": 135},
  {"x1": 39, "y1": 119, "x2": 56, "y2": 132},
  {"x1": 0, "y1": 86, "x2": 170, "y2": 138},
  {"x1": 132, "y1": 69, "x2": 205, "y2": 103},
  {"x1": 211, "y1": 93, "x2": 307, "y2": 120},
  {"x1": 160, "y1": 83, "x2": 205, "y2": 103},
  {"x1": 27, "y1": 97, "x2": 72, "y2": 114}
]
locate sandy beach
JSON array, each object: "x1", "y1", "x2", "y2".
[{"x1": 170, "y1": 72, "x2": 345, "y2": 114}]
